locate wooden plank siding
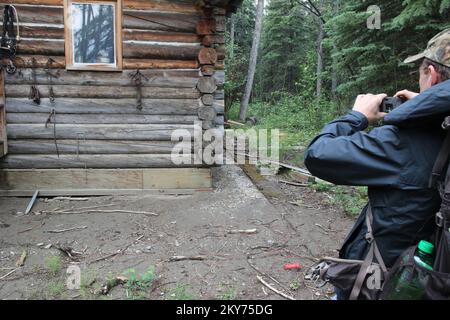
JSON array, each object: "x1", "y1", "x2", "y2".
[{"x1": 0, "y1": 0, "x2": 227, "y2": 170}]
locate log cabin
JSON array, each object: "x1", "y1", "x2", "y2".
[{"x1": 0, "y1": 0, "x2": 243, "y2": 196}]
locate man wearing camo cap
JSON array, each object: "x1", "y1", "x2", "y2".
[{"x1": 305, "y1": 28, "x2": 450, "y2": 300}]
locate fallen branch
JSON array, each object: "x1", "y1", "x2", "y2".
[
  {"x1": 169, "y1": 255, "x2": 207, "y2": 262},
  {"x1": 0, "y1": 267, "x2": 20, "y2": 280},
  {"x1": 256, "y1": 275, "x2": 295, "y2": 301},
  {"x1": 45, "y1": 226, "x2": 87, "y2": 234},
  {"x1": 48, "y1": 209, "x2": 158, "y2": 216},
  {"x1": 88, "y1": 235, "x2": 145, "y2": 264},
  {"x1": 18, "y1": 227, "x2": 33, "y2": 234},
  {"x1": 279, "y1": 180, "x2": 308, "y2": 187},
  {"x1": 227, "y1": 228, "x2": 258, "y2": 235},
  {"x1": 49, "y1": 197, "x2": 89, "y2": 201},
  {"x1": 246, "y1": 256, "x2": 291, "y2": 293},
  {"x1": 54, "y1": 204, "x2": 117, "y2": 213},
  {"x1": 225, "y1": 120, "x2": 246, "y2": 126},
  {"x1": 56, "y1": 244, "x2": 84, "y2": 260}
]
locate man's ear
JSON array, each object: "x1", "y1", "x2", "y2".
[{"x1": 428, "y1": 65, "x2": 441, "y2": 85}]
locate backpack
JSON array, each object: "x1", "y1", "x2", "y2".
[{"x1": 307, "y1": 116, "x2": 450, "y2": 300}]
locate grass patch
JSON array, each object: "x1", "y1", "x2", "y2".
[
  {"x1": 218, "y1": 286, "x2": 238, "y2": 300},
  {"x1": 308, "y1": 181, "x2": 367, "y2": 217},
  {"x1": 122, "y1": 267, "x2": 156, "y2": 300},
  {"x1": 44, "y1": 255, "x2": 62, "y2": 275},
  {"x1": 227, "y1": 95, "x2": 342, "y2": 167},
  {"x1": 46, "y1": 281, "x2": 65, "y2": 298},
  {"x1": 168, "y1": 284, "x2": 197, "y2": 300}
]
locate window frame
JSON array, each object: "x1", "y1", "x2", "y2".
[{"x1": 64, "y1": 0, "x2": 123, "y2": 71}]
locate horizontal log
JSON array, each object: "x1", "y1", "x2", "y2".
[
  {"x1": 6, "y1": 69, "x2": 200, "y2": 88},
  {"x1": 6, "y1": 98, "x2": 202, "y2": 115},
  {"x1": 196, "y1": 19, "x2": 215, "y2": 35},
  {"x1": 213, "y1": 70, "x2": 225, "y2": 88},
  {"x1": 213, "y1": 99, "x2": 225, "y2": 114},
  {"x1": 123, "y1": 42, "x2": 202, "y2": 60},
  {"x1": 0, "y1": 0, "x2": 201, "y2": 13},
  {"x1": 19, "y1": 25, "x2": 65, "y2": 39},
  {"x1": 7, "y1": 139, "x2": 192, "y2": 154},
  {"x1": 0, "y1": 154, "x2": 200, "y2": 169},
  {"x1": 0, "y1": 168, "x2": 212, "y2": 191},
  {"x1": 18, "y1": 39, "x2": 64, "y2": 56},
  {"x1": 214, "y1": 90, "x2": 224, "y2": 100},
  {"x1": 201, "y1": 94, "x2": 214, "y2": 106},
  {"x1": 122, "y1": 59, "x2": 199, "y2": 69},
  {"x1": 18, "y1": 40, "x2": 202, "y2": 61},
  {"x1": 123, "y1": 11, "x2": 198, "y2": 32},
  {"x1": 5, "y1": 85, "x2": 201, "y2": 99},
  {"x1": 3, "y1": 6, "x2": 200, "y2": 31},
  {"x1": 6, "y1": 113, "x2": 198, "y2": 124},
  {"x1": 201, "y1": 65, "x2": 215, "y2": 76},
  {"x1": 198, "y1": 48, "x2": 218, "y2": 65},
  {"x1": 4, "y1": 5, "x2": 63, "y2": 24},
  {"x1": 123, "y1": 29, "x2": 201, "y2": 43},
  {"x1": 198, "y1": 106, "x2": 216, "y2": 121},
  {"x1": 197, "y1": 76, "x2": 217, "y2": 93},
  {"x1": 0, "y1": 0, "x2": 62, "y2": 5},
  {"x1": 7, "y1": 124, "x2": 195, "y2": 140},
  {"x1": 10, "y1": 56, "x2": 200, "y2": 70},
  {"x1": 124, "y1": 0, "x2": 200, "y2": 13}
]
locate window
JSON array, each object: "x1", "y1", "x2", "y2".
[{"x1": 64, "y1": 0, "x2": 122, "y2": 71}]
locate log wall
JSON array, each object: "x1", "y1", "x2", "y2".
[{"x1": 0, "y1": 0, "x2": 227, "y2": 169}]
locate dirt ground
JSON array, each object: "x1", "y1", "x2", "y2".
[{"x1": 0, "y1": 164, "x2": 355, "y2": 300}]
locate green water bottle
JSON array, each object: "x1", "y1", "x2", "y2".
[
  {"x1": 386, "y1": 241, "x2": 434, "y2": 300},
  {"x1": 413, "y1": 240, "x2": 434, "y2": 271}
]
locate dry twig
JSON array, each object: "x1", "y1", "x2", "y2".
[
  {"x1": 169, "y1": 255, "x2": 207, "y2": 262},
  {"x1": 45, "y1": 226, "x2": 87, "y2": 233},
  {"x1": 256, "y1": 276, "x2": 295, "y2": 300}
]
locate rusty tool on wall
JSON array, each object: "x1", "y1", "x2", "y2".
[
  {"x1": 45, "y1": 58, "x2": 57, "y2": 103},
  {"x1": 129, "y1": 69, "x2": 149, "y2": 111},
  {"x1": 0, "y1": 5, "x2": 20, "y2": 74},
  {"x1": 28, "y1": 57, "x2": 41, "y2": 105}
]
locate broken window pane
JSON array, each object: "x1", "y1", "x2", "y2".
[{"x1": 72, "y1": 3, "x2": 116, "y2": 65}]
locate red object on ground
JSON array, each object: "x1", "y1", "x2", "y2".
[{"x1": 284, "y1": 263, "x2": 302, "y2": 270}]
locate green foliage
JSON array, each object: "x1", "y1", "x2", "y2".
[
  {"x1": 308, "y1": 181, "x2": 368, "y2": 217},
  {"x1": 122, "y1": 267, "x2": 156, "y2": 300},
  {"x1": 44, "y1": 255, "x2": 62, "y2": 275},
  {"x1": 326, "y1": 0, "x2": 450, "y2": 103}
]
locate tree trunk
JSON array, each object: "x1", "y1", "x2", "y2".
[
  {"x1": 230, "y1": 14, "x2": 235, "y2": 59},
  {"x1": 316, "y1": 8, "x2": 324, "y2": 99},
  {"x1": 239, "y1": 0, "x2": 264, "y2": 121},
  {"x1": 331, "y1": 0, "x2": 339, "y2": 100}
]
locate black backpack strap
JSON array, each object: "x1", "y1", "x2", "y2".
[
  {"x1": 349, "y1": 205, "x2": 388, "y2": 300},
  {"x1": 429, "y1": 118, "x2": 450, "y2": 188}
]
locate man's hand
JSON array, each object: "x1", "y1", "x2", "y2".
[
  {"x1": 394, "y1": 89, "x2": 419, "y2": 101},
  {"x1": 352, "y1": 93, "x2": 387, "y2": 125}
]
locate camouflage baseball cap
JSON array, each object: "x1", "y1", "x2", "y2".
[{"x1": 404, "y1": 28, "x2": 450, "y2": 67}]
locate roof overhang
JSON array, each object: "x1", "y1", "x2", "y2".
[{"x1": 206, "y1": 0, "x2": 243, "y2": 16}]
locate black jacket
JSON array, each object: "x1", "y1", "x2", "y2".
[{"x1": 304, "y1": 80, "x2": 450, "y2": 267}]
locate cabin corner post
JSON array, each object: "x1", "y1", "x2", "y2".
[{"x1": 196, "y1": 2, "x2": 225, "y2": 134}]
